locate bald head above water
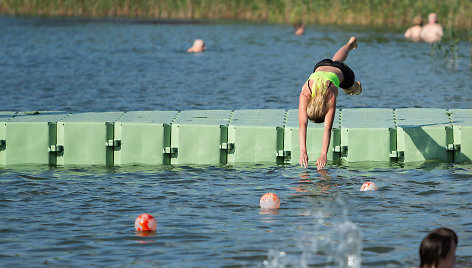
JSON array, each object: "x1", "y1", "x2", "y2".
[
  {"x1": 187, "y1": 39, "x2": 206, "y2": 53},
  {"x1": 420, "y1": 12, "x2": 443, "y2": 43},
  {"x1": 428, "y1": 13, "x2": 438, "y2": 23}
]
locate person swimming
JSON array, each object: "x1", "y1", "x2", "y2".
[
  {"x1": 298, "y1": 37, "x2": 362, "y2": 170},
  {"x1": 414, "y1": 227, "x2": 457, "y2": 268},
  {"x1": 420, "y1": 13, "x2": 443, "y2": 43},
  {"x1": 294, "y1": 23, "x2": 305, "y2": 35},
  {"x1": 187, "y1": 39, "x2": 206, "y2": 53},
  {"x1": 405, "y1": 15, "x2": 423, "y2": 42}
]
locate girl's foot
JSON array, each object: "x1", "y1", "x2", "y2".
[
  {"x1": 345, "y1": 81, "x2": 362, "y2": 95},
  {"x1": 351, "y1": 81, "x2": 362, "y2": 95},
  {"x1": 349, "y1": 37, "x2": 358, "y2": 49}
]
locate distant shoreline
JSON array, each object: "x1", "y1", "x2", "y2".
[{"x1": 1, "y1": 0, "x2": 471, "y2": 30}]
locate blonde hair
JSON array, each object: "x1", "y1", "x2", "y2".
[{"x1": 307, "y1": 76, "x2": 331, "y2": 123}]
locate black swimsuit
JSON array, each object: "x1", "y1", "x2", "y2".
[{"x1": 313, "y1": 59, "x2": 355, "y2": 89}]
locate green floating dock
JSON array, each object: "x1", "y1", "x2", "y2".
[
  {"x1": 171, "y1": 110, "x2": 231, "y2": 165},
  {"x1": 114, "y1": 111, "x2": 178, "y2": 165},
  {"x1": 341, "y1": 108, "x2": 396, "y2": 162},
  {"x1": 0, "y1": 109, "x2": 470, "y2": 166},
  {"x1": 284, "y1": 109, "x2": 341, "y2": 165}
]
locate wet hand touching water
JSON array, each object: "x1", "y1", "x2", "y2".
[
  {"x1": 316, "y1": 154, "x2": 327, "y2": 170},
  {"x1": 299, "y1": 152, "x2": 308, "y2": 168}
]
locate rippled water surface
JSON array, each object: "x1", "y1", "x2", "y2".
[
  {"x1": 1, "y1": 164, "x2": 472, "y2": 267},
  {"x1": 1, "y1": 16, "x2": 472, "y2": 267},
  {"x1": 1, "y1": 16, "x2": 472, "y2": 111}
]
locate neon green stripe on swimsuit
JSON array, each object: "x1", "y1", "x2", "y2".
[{"x1": 308, "y1": 71, "x2": 340, "y2": 97}]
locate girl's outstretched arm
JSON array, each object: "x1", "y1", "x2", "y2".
[
  {"x1": 298, "y1": 87, "x2": 310, "y2": 168},
  {"x1": 316, "y1": 95, "x2": 336, "y2": 170}
]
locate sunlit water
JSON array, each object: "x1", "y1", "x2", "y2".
[{"x1": 0, "y1": 16, "x2": 472, "y2": 267}]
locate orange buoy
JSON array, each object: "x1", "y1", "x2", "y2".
[
  {"x1": 135, "y1": 213, "x2": 157, "y2": 231},
  {"x1": 260, "y1": 192, "x2": 280, "y2": 209},
  {"x1": 360, "y1": 181, "x2": 378, "y2": 191}
]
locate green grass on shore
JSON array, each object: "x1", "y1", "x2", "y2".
[{"x1": 1, "y1": 0, "x2": 472, "y2": 30}]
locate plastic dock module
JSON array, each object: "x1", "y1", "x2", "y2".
[
  {"x1": 0, "y1": 108, "x2": 471, "y2": 166},
  {"x1": 56, "y1": 112, "x2": 125, "y2": 166},
  {"x1": 395, "y1": 108, "x2": 453, "y2": 162},
  {"x1": 227, "y1": 109, "x2": 286, "y2": 164},
  {"x1": 0, "y1": 112, "x2": 69, "y2": 165},
  {"x1": 340, "y1": 108, "x2": 396, "y2": 162},
  {"x1": 449, "y1": 109, "x2": 472, "y2": 163},
  {"x1": 171, "y1": 110, "x2": 232, "y2": 165},
  {"x1": 114, "y1": 111, "x2": 179, "y2": 165},
  {"x1": 284, "y1": 109, "x2": 340, "y2": 165},
  {"x1": 0, "y1": 112, "x2": 19, "y2": 164}
]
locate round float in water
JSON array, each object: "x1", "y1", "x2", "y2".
[
  {"x1": 360, "y1": 181, "x2": 378, "y2": 191},
  {"x1": 135, "y1": 213, "x2": 157, "y2": 231},
  {"x1": 260, "y1": 192, "x2": 280, "y2": 209}
]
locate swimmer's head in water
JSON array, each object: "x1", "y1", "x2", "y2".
[
  {"x1": 420, "y1": 227, "x2": 457, "y2": 268},
  {"x1": 187, "y1": 39, "x2": 206, "y2": 53},
  {"x1": 306, "y1": 77, "x2": 330, "y2": 123},
  {"x1": 193, "y1": 39, "x2": 206, "y2": 51},
  {"x1": 428, "y1": 13, "x2": 438, "y2": 23},
  {"x1": 413, "y1": 15, "x2": 423, "y2": 26},
  {"x1": 294, "y1": 23, "x2": 304, "y2": 35}
]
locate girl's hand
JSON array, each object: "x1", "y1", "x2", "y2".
[
  {"x1": 316, "y1": 154, "x2": 327, "y2": 170},
  {"x1": 299, "y1": 152, "x2": 308, "y2": 168}
]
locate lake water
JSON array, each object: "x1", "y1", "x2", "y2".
[{"x1": 0, "y1": 16, "x2": 471, "y2": 267}]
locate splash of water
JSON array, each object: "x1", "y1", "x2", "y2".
[{"x1": 263, "y1": 195, "x2": 362, "y2": 268}]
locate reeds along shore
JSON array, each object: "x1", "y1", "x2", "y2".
[{"x1": 1, "y1": 0, "x2": 472, "y2": 30}]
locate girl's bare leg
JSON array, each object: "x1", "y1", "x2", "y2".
[
  {"x1": 332, "y1": 37, "x2": 358, "y2": 62},
  {"x1": 334, "y1": 37, "x2": 362, "y2": 95}
]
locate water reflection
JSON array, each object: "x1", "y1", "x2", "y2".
[
  {"x1": 135, "y1": 231, "x2": 157, "y2": 244},
  {"x1": 291, "y1": 169, "x2": 340, "y2": 195},
  {"x1": 259, "y1": 208, "x2": 280, "y2": 216}
]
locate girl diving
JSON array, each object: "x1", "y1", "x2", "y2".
[{"x1": 298, "y1": 37, "x2": 362, "y2": 169}]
